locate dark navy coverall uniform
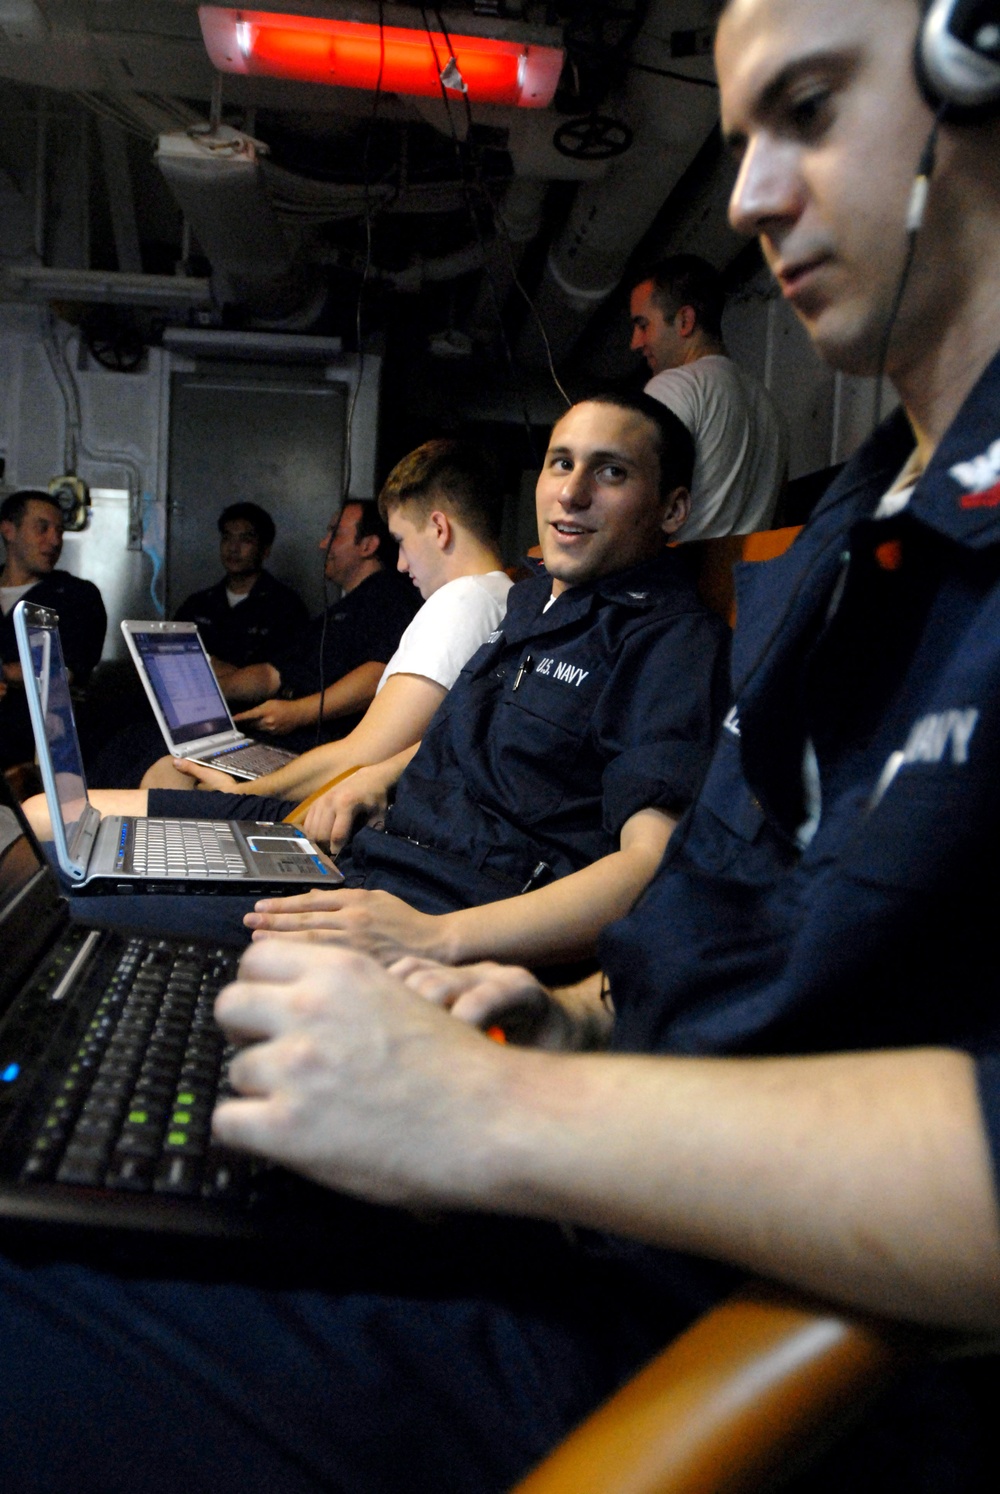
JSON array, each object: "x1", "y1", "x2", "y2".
[
  {"x1": 131, "y1": 550, "x2": 729, "y2": 940},
  {"x1": 261, "y1": 567, "x2": 420, "y2": 750},
  {"x1": 174, "y1": 569, "x2": 309, "y2": 669},
  {"x1": 0, "y1": 570, "x2": 106, "y2": 767},
  {"x1": 7, "y1": 359, "x2": 1000, "y2": 1493},
  {"x1": 341, "y1": 551, "x2": 731, "y2": 914}
]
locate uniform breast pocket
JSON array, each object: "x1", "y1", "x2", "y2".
[
  {"x1": 841, "y1": 770, "x2": 989, "y2": 892},
  {"x1": 697, "y1": 734, "x2": 765, "y2": 842},
  {"x1": 681, "y1": 734, "x2": 770, "y2": 878},
  {"x1": 496, "y1": 674, "x2": 597, "y2": 821}
]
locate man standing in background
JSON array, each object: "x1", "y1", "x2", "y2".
[{"x1": 629, "y1": 254, "x2": 787, "y2": 538}]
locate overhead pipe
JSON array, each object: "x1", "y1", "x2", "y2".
[{"x1": 515, "y1": 0, "x2": 721, "y2": 368}]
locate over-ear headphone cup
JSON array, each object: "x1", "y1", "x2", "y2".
[{"x1": 916, "y1": 0, "x2": 1000, "y2": 121}]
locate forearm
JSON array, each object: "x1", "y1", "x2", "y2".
[
  {"x1": 250, "y1": 741, "x2": 354, "y2": 800},
  {"x1": 220, "y1": 662, "x2": 281, "y2": 705},
  {"x1": 435, "y1": 808, "x2": 674, "y2": 966},
  {"x1": 216, "y1": 940, "x2": 1000, "y2": 1333},
  {"x1": 263, "y1": 661, "x2": 383, "y2": 732},
  {"x1": 314, "y1": 660, "x2": 385, "y2": 722},
  {"x1": 255, "y1": 739, "x2": 420, "y2": 806},
  {"x1": 282, "y1": 674, "x2": 441, "y2": 797},
  {"x1": 478, "y1": 1045, "x2": 1000, "y2": 1332}
]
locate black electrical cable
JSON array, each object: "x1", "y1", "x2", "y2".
[
  {"x1": 871, "y1": 108, "x2": 944, "y2": 430},
  {"x1": 421, "y1": 2, "x2": 570, "y2": 457},
  {"x1": 418, "y1": 7, "x2": 545, "y2": 457},
  {"x1": 627, "y1": 59, "x2": 718, "y2": 88},
  {"x1": 434, "y1": 7, "x2": 570, "y2": 406},
  {"x1": 733, "y1": 108, "x2": 948, "y2": 706},
  {"x1": 312, "y1": 1, "x2": 385, "y2": 748}
]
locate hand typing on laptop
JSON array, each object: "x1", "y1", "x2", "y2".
[
  {"x1": 212, "y1": 940, "x2": 519, "y2": 1206},
  {"x1": 233, "y1": 698, "x2": 319, "y2": 736},
  {"x1": 167, "y1": 758, "x2": 255, "y2": 794}
]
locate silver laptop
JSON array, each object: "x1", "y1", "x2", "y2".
[
  {"x1": 14, "y1": 601, "x2": 341, "y2": 895},
  {"x1": 120, "y1": 618, "x2": 297, "y2": 781}
]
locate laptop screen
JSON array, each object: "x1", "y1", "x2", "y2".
[
  {"x1": 0, "y1": 800, "x2": 45, "y2": 923},
  {"x1": 130, "y1": 631, "x2": 232, "y2": 744},
  {"x1": 21, "y1": 619, "x2": 89, "y2": 846},
  {"x1": 0, "y1": 779, "x2": 68, "y2": 1014}
]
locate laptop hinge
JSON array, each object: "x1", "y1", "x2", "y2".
[
  {"x1": 180, "y1": 730, "x2": 245, "y2": 756},
  {"x1": 68, "y1": 802, "x2": 102, "y2": 879}
]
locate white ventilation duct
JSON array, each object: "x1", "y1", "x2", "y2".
[
  {"x1": 156, "y1": 124, "x2": 321, "y2": 321},
  {"x1": 516, "y1": 0, "x2": 721, "y2": 367},
  {"x1": 0, "y1": 0, "x2": 47, "y2": 46}
]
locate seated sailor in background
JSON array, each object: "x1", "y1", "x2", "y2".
[
  {"x1": 174, "y1": 501, "x2": 308, "y2": 670},
  {"x1": 205, "y1": 499, "x2": 419, "y2": 753},
  {"x1": 0, "y1": 489, "x2": 106, "y2": 770}
]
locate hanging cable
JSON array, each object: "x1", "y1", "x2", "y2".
[
  {"x1": 312, "y1": 0, "x2": 386, "y2": 746},
  {"x1": 872, "y1": 109, "x2": 944, "y2": 430},
  {"x1": 627, "y1": 60, "x2": 718, "y2": 88},
  {"x1": 419, "y1": 2, "x2": 569, "y2": 466},
  {"x1": 433, "y1": 4, "x2": 570, "y2": 406}
]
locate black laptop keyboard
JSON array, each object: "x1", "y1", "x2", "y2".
[{"x1": 21, "y1": 937, "x2": 255, "y2": 1201}]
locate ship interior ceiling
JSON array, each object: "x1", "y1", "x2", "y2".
[{"x1": 0, "y1": 0, "x2": 889, "y2": 663}]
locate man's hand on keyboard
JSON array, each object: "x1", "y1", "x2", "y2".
[
  {"x1": 234, "y1": 698, "x2": 310, "y2": 735},
  {"x1": 171, "y1": 758, "x2": 248, "y2": 793},
  {"x1": 244, "y1": 886, "x2": 449, "y2": 965},
  {"x1": 212, "y1": 939, "x2": 516, "y2": 1206}
]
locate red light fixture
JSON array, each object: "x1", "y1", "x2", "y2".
[{"x1": 198, "y1": 7, "x2": 564, "y2": 108}]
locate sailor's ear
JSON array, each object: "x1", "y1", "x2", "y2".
[
  {"x1": 428, "y1": 509, "x2": 453, "y2": 549},
  {"x1": 675, "y1": 305, "x2": 698, "y2": 339},
  {"x1": 661, "y1": 486, "x2": 690, "y2": 537}
]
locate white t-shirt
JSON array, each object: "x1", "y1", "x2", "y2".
[
  {"x1": 0, "y1": 581, "x2": 36, "y2": 617},
  {"x1": 376, "y1": 571, "x2": 513, "y2": 693},
  {"x1": 645, "y1": 354, "x2": 788, "y2": 542}
]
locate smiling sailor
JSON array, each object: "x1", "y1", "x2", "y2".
[{"x1": 242, "y1": 391, "x2": 731, "y2": 970}]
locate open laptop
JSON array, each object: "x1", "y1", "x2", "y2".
[
  {"x1": 0, "y1": 776, "x2": 340, "y2": 1240},
  {"x1": 14, "y1": 601, "x2": 341, "y2": 895},
  {"x1": 120, "y1": 619, "x2": 298, "y2": 780}
]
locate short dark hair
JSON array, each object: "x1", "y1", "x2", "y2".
[
  {"x1": 630, "y1": 255, "x2": 726, "y2": 340},
  {"x1": 571, "y1": 391, "x2": 696, "y2": 497},
  {"x1": 344, "y1": 499, "x2": 396, "y2": 566},
  {"x1": 217, "y1": 502, "x2": 276, "y2": 549},
  {"x1": 378, "y1": 439, "x2": 503, "y2": 549},
  {"x1": 0, "y1": 489, "x2": 62, "y2": 529}
]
